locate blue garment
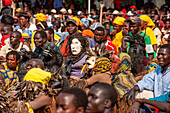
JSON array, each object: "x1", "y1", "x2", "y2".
[
  {"x1": 149, "y1": 91, "x2": 170, "y2": 102},
  {"x1": 136, "y1": 65, "x2": 170, "y2": 97},
  {"x1": 54, "y1": 0, "x2": 63, "y2": 9}
]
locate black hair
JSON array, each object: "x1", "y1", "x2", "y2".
[
  {"x1": 68, "y1": 35, "x2": 88, "y2": 53},
  {"x1": 6, "y1": 50, "x2": 21, "y2": 61},
  {"x1": 94, "y1": 27, "x2": 105, "y2": 35},
  {"x1": 1, "y1": 7, "x2": 13, "y2": 16},
  {"x1": 91, "y1": 83, "x2": 117, "y2": 107},
  {"x1": 53, "y1": 22, "x2": 61, "y2": 29},
  {"x1": 35, "y1": 31, "x2": 47, "y2": 39},
  {"x1": 160, "y1": 44, "x2": 170, "y2": 54},
  {"x1": 1, "y1": 15, "x2": 14, "y2": 25},
  {"x1": 11, "y1": 31, "x2": 22, "y2": 39},
  {"x1": 2, "y1": 25, "x2": 13, "y2": 32},
  {"x1": 44, "y1": 27, "x2": 54, "y2": 35},
  {"x1": 36, "y1": 21, "x2": 48, "y2": 29},
  {"x1": 18, "y1": 12, "x2": 30, "y2": 23},
  {"x1": 62, "y1": 87, "x2": 88, "y2": 109}
]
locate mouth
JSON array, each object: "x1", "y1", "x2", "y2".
[{"x1": 72, "y1": 50, "x2": 77, "y2": 52}]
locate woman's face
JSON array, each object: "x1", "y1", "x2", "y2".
[{"x1": 71, "y1": 38, "x2": 82, "y2": 55}]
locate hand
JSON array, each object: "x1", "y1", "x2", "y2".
[
  {"x1": 122, "y1": 29, "x2": 128, "y2": 36},
  {"x1": 127, "y1": 87, "x2": 135, "y2": 105},
  {"x1": 129, "y1": 102, "x2": 141, "y2": 113}
]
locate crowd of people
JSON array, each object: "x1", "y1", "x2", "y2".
[{"x1": 0, "y1": 1, "x2": 169, "y2": 113}]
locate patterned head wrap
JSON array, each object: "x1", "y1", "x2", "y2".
[
  {"x1": 116, "y1": 53, "x2": 131, "y2": 73},
  {"x1": 91, "y1": 57, "x2": 111, "y2": 75}
]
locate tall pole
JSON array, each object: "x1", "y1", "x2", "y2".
[{"x1": 88, "y1": 0, "x2": 90, "y2": 14}]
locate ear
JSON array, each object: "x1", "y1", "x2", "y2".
[
  {"x1": 43, "y1": 38, "x2": 47, "y2": 43},
  {"x1": 104, "y1": 99, "x2": 112, "y2": 108},
  {"x1": 76, "y1": 107, "x2": 84, "y2": 113}
]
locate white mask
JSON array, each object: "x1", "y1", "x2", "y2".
[
  {"x1": 71, "y1": 38, "x2": 82, "y2": 55},
  {"x1": 87, "y1": 56, "x2": 96, "y2": 69}
]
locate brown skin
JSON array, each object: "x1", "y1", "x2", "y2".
[
  {"x1": 130, "y1": 47, "x2": 170, "y2": 99},
  {"x1": 1, "y1": 26, "x2": 12, "y2": 36},
  {"x1": 34, "y1": 33, "x2": 46, "y2": 48},
  {"x1": 6, "y1": 54, "x2": 19, "y2": 71},
  {"x1": 86, "y1": 86, "x2": 113, "y2": 113},
  {"x1": 94, "y1": 30, "x2": 104, "y2": 44},
  {"x1": 130, "y1": 99, "x2": 170, "y2": 113},
  {"x1": 26, "y1": 59, "x2": 44, "y2": 72},
  {"x1": 19, "y1": 16, "x2": 30, "y2": 30},
  {"x1": 56, "y1": 93, "x2": 84, "y2": 113},
  {"x1": 67, "y1": 23, "x2": 78, "y2": 36},
  {"x1": 10, "y1": 32, "x2": 21, "y2": 50}
]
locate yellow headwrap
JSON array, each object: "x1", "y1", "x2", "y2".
[
  {"x1": 113, "y1": 17, "x2": 126, "y2": 25},
  {"x1": 139, "y1": 15, "x2": 155, "y2": 29},
  {"x1": 70, "y1": 17, "x2": 82, "y2": 26},
  {"x1": 24, "y1": 68, "x2": 51, "y2": 84},
  {"x1": 36, "y1": 13, "x2": 47, "y2": 21}
]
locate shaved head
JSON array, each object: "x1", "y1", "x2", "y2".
[{"x1": 26, "y1": 58, "x2": 44, "y2": 72}]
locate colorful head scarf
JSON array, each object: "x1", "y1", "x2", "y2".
[
  {"x1": 139, "y1": 15, "x2": 155, "y2": 29},
  {"x1": 130, "y1": 5, "x2": 137, "y2": 10},
  {"x1": 70, "y1": 17, "x2": 82, "y2": 26},
  {"x1": 36, "y1": 13, "x2": 47, "y2": 21},
  {"x1": 112, "y1": 53, "x2": 136, "y2": 98},
  {"x1": 113, "y1": 17, "x2": 126, "y2": 25},
  {"x1": 24, "y1": 68, "x2": 51, "y2": 84},
  {"x1": 116, "y1": 53, "x2": 131, "y2": 73},
  {"x1": 91, "y1": 57, "x2": 111, "y2": 75},
  {"x1": 16, "y1": 8, "x2": 22, "y2": 13}
]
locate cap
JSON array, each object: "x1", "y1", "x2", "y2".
[
  {"x1": 90, "y1": 22, "x2": 103, "y2": 31},
  {"x1": 66, "y1": 19, "x2": 78, "y2": 26},
  {"x1": 51, "y1": 9, "x2": 56, "y2": 13},
  {"x1": 130, "y1": 5, "x2": 137, "y2": 10},
  {"x1": 81, "y1": 18, "x2": 89, "y2": 28},
  {"x1": 130, "y1": 17, "x2": 141, "y2": 25}
]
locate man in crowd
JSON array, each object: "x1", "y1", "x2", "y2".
[
  {"x1": 56, "y1": 87, "x2": 88, "y2": 113},
  {"x1": 0, "y1": 31, "x2": 30, "y2": 58},
  {"x1": 33, "y1": 31, "x2": 63, "y2": 65},
  {"x1": 86, "y1": 82, "x2": 117, "y2": 113},
  {"x1": 127, "y1": 44, "x2": 170, "y2": 102}
]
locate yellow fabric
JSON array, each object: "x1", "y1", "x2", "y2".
[
  {"x1": 54, "y1": 34, "x2": 60, "y2": 40},
  {"x1": 139, "y1": 15, "x2": 155, "y2": 29},
  {"x1": 22, "y1": 33, "x2": 29, "y2": 37},
  {"x1": 31, "y1": 31, "x2": 36, "y2": 51},
  {"x1": 24, "y1": 68, "x2": 51, "y2": 84},
  {"x1": 142, "y1": 27, "x2": 158, "y2": 45},
  {"x1": 25, "y1": 102, "x2": 34, "y2": 113},
  {"x1": 113, "y1": 17, "x2": 126, "y2": 25},
  {"x1": 36, "y1": 13, "x2": 47, "y2": 21},
  {"x1": 112, "y1": 30, "x2": 123, "y2": 52},
  {"x1": 3, "y1": 63, "x2": 18, "y2": 71},
  {"x1": 70, "y1": 17, "x2": 82, "y2": 26}
]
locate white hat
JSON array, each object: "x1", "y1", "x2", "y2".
[
  {"x1": 113, "y1": 10, "x2": 119, "y2": 14},
  {"x1": 60, "y1": 8, "x2": 67, "y2": 13},
  {"x1": 68, "y1": 9, "x2": 72, "y2": 14},
  {"x1": 51, "y1": 9, "x2": 56, "y2": 13}
]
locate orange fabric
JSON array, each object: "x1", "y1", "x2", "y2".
[
  {"x1": 60, "y1": 37, "x2": 69, "y2": 59},
  {"x1": 82, "y1": 30, "x2": 94, "y2": 38}
]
